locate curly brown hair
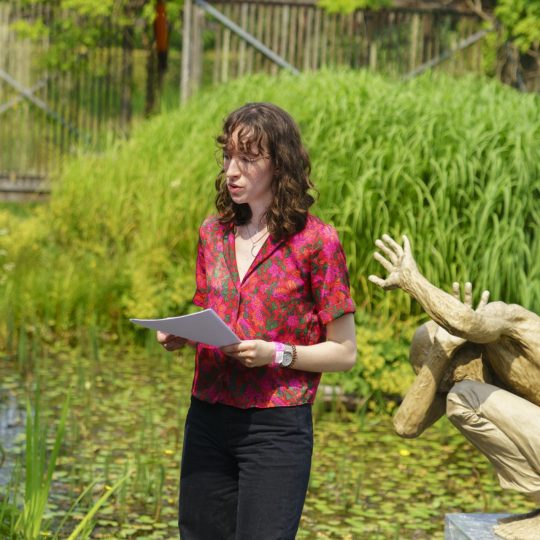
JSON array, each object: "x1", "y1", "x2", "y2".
[{"x1": 215, "y1": 102, "x2": 316, "y2": 241}]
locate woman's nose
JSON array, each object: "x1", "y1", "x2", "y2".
[{"x1": 226, "y1": 157, "x2": 241, "y2": 177}]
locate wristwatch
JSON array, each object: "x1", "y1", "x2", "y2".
[{"x1": 281, "y1": 344, "x2": 297, "y2": 368}]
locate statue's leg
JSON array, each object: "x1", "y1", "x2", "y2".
[
  {"x1": 447, "y1": 380, "x2": 540, "y2": 540},
  {"x1": 446, "y1": 380, "x2": 540, "y2": 494}
]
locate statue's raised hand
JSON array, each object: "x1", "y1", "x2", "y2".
[{"x1": 368, "y1": 234, "x2": 418, "y2": 291}]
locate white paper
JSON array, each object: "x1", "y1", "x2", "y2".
[{"x1": 130, "y1": 309, "x2": 240, "y2": 347}]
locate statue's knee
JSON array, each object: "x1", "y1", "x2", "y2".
[{"x1": 446, "y1": 381, "x2": 477, "y2": 426}]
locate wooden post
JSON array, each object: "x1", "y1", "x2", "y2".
[
  {"x1": 347, "y1": 11, "x2": 354, "y2": 67},
  {"x1": 181, "y1": 0, "x2": 203, "y2": 101},
  {"x1": 246, "y1": 3, "x2": 255, "y2": 74},
  {"x1": 409, "y1": 13, "x2": 420, "y2": 72},
  {"x1": 297, "y1": 7, "x2": 306, "y2": 70},
  {"x1": 213, "y1": 4, "x2": 222, "y2": 84},
  {"x1": 288, "y1": 6, "x2": 296, "y2": 68},
  {"x1": 279, "y1": 6, "x2": 289, "y2": 75},
  {"x1": 230, "y1": 3, "x2": 239, "y2": 79},
  {"x1": 369, "y1": 42, "x2": 377, "y2": 70},
  {"x1": 222, "y1": 21, "x2": 230, "y2": 82},
  {"x1": 313, "y1": 8, "x2": 321, "y2": 70},
  {"x1": 255, "y1": 3, "x2": 264, "y2": 72},
  {"x1": 193, "y1": 3, "x2": 204, "y2": 88},
  {"x1": 271, "y1": 5, "x2": 280, "y2": 76},
  {"x1": 320, "y1": 9, "x2": 328, "y2": 67},
  {"x1": 180, "y1": 0, "x2": 192, "y2": 103},
  {"x1": 303, "y1": 7, "x2": 313, "y2": 72},
  {"x1": 262, "y1": 4, "x2": 270, "y2": 73},
  {"x1": 238, "y1": 3, "x2": 248, "y2": 77},
  {"x1": 120, "y1": 22, "x2": 134, "y2": 132}
]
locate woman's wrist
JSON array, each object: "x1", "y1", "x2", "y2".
[
  {"x1": 272, "y1": 342, "x2": 284, "y2": 364},
  {"x1": 272, "y1": 342, "x2": 296, "y2": 368}
]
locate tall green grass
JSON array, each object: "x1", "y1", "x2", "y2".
[{"x1": 0, "y1": 69, "x2": 539, "y2": 340}]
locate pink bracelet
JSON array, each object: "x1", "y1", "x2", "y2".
[{"x1": 273, "y1": 342, "x2": 285, "y2": 365}]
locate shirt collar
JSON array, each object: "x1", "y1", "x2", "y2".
[{"x1": 224, "y1": 224, "x2": 285, "y2": 288}]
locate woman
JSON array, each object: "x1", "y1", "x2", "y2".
[{"x1": 158, "y1": 102, "x2": 357, "y2": 540}]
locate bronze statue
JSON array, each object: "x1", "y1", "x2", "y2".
[{"x1": 369, "y1": 234, "x2": 540, "y2": 540}]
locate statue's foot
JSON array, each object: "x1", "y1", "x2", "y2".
[{"x1": 493, "y1": 509, "x2": 540, "y2": 540}]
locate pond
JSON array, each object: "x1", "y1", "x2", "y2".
[{"x1": 0, "y1": 339, "x2": 535, "y2": 539}]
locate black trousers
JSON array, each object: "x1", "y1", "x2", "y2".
[{"x1": 179, "y1": 397, "x2": 313, "y2": 540}]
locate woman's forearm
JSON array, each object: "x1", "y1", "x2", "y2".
[
  {"x1": 293, "y1": 339, "x2": 357, "y2": 373},
  {"x1": 292, "y1": 313, "x2": 357, "y2": 372}
]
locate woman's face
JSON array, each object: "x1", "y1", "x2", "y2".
[{"x1": 224, "y1": 128, "x2": 274, "y2": 210}]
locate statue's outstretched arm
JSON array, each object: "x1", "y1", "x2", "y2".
[{"x1": 369, "y1": 234, "x2": 502, "y2": 344}]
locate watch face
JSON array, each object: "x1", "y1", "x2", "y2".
[{"x1": 281, "y1": 351, "x2": 293, "y2": 367}]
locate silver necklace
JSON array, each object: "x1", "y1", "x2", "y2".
[{"x1": 246, "y1": 222, "x2": 268, "y2": 257}]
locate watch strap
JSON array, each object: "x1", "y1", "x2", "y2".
[
  {"x1": 289, "y1": 343, "x2": 298, "y2": 369},
  {"x1": 273, "y1": 342, "x2": 285, "y2": 365}
]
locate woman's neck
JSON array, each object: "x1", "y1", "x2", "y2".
[{"x1": 248, "y1": 203, "x2": 269, "y2": 231}]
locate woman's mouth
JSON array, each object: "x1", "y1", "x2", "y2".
[{"x1": 228, "y1": 184, "x2": 243, "y2": 194}]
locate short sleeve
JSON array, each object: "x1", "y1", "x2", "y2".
[
  {"x1": 310, "y1": 225, "x2": 356, "y2": 325},
  {"x1": 192, "y1": 231, "x2": 207, "y2": 308}
]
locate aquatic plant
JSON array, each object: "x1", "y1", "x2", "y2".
[{"x1": 1, "y1": 70, "x2": 538, "y2": 345}]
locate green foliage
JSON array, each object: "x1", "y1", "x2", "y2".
[
  {"x1": 11, "y1": 0, "x2": 183, "y2": 72},
  {"x1": 324, "y1": 313, "x2": 419, "y2": 408},
  {"x1": 317, "y1": 0, "x2": 391, "y2": 14},
  {"x1": 482, "y1": 0, "x2": 540, "y2": 76},
  {"x1": 1, "y1": 70, "x2": 539, "y2": 345},
  {"x1": 495, "y1": 0, "x2": 540, "y2": 53}
]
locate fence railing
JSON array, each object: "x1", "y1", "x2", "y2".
[
  {"x1": 0, "y1": 0, "x2": 182, "y2": 188},
  {"x1": 181, "y1": 0, "x2": 483, "y2": 100},
  {"x1": 1, "y1": 0, "x2": 484, "y2": 189}
]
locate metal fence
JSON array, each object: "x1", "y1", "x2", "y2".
[
  {"x1": 0, "y1": 0, "x2": 183, "y2": 193},
  {"x1": 1, "y1": 0, "x2": 484, "y2": 193},
  {"x1": 181, "y1": 0, "x2": 483, "y2": 100}
]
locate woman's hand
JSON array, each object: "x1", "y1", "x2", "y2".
[
  {"x1": 368, "y1": 234, "x2": 419, "y2": 291},
  {"x1": 221, "y1": 340, "x2": 275, "y2": 368},
  {"x1": 157, "y1": 331, "x2": 188, "y2": 352}
]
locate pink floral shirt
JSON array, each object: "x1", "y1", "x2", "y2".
[{"x1": 192, "y1": 213, "x2": 356, "y2": 408}]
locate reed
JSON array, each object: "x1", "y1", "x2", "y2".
[
  {"x1": 0, "y1": 70, "x2": 538, "y2": 338},
  {"x1": 13, "y1": 395, "x2": 68, "y2": 539}
]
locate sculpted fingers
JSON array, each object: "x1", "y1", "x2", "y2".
[
  {"x1": 382, "y1": 234, "x2": 403, "y2": 257},
  {"x1": 477, "y1": 290, "x2": 490, "y2": 310},
  {"x1": 375, "y1": 238, "x2": 398, "y2": 264},
  {"x1": 374, "y1": 251, "x2": 395, "y2": 273},
  {"x1": 464, "y1": 282, "x2": 473, "y2": 307},
  {"x1": 368, "y1": 274, "x2": 397, "y2": 290},
  {"x1": 368, "y1": 274, "x2": 385, "y2": 288},
  {"x1": 450, "y1": 282, "x2": 490, "y2": 311},
  {"x1": 401, "y1": 235, "x2": 411, "y2": 257}
]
